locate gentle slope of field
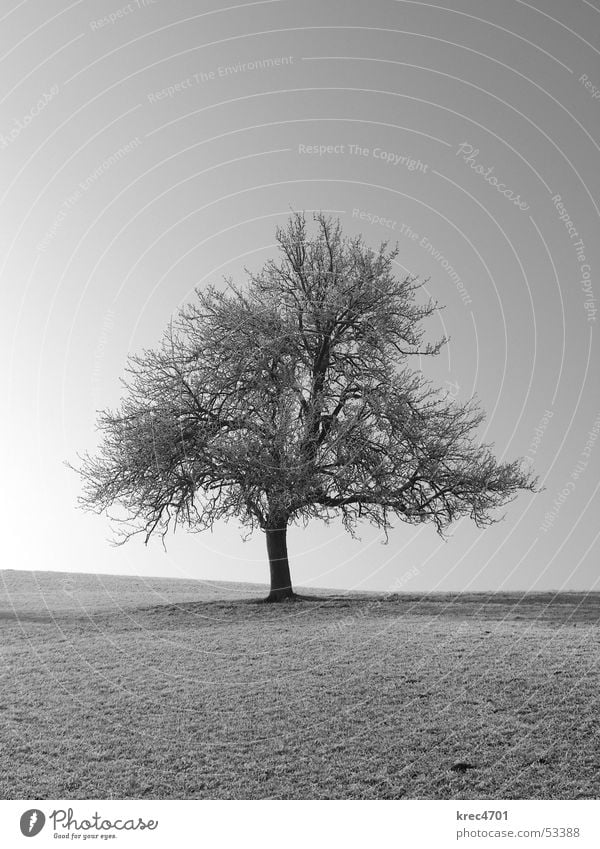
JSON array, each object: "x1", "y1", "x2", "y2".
[{"x1": 1, "y1": 570, "x2": 599, "y2": 799}]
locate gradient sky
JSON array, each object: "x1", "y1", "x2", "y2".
[{"x1": 1, "y1": 0, "x2": 599, "y2": 593}]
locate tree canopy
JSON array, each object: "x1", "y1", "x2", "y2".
[{"x1": 72, "y1": 213, "x2": 537, "y2": 600}]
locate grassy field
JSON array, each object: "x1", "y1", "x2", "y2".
[{"x1": 1, "y1": 569, "x2": 599, "y2": 800}]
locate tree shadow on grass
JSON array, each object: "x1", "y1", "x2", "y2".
[{"x1": 0, "y1": 610, "x2": 56, "y2": 623}]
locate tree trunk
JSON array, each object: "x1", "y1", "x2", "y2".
[{"x1": 265, "y1": 522, "x2": 295, "y2": 602}]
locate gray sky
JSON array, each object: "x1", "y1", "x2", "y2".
[{"x1": 1, "y1": 0, "x2": 599, "y2": 592}]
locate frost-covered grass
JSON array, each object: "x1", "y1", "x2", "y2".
[{"x1": 1, "y1": 570, "x2": 599, "y2": 799}]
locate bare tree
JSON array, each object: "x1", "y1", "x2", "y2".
[{"x1": 71, "y1": 213, "x2": 536, "y2": 601}]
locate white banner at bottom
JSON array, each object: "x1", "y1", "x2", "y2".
[{"x1": 0, "y1": 799, "x2": 598, "y2": 848}]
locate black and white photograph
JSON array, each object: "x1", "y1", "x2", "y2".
[{"x1": 1, "y1": 0, "x2": 599, "y2": 843}]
